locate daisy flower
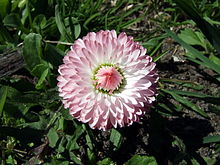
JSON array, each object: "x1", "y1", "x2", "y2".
[{"x1": 57, "y1": 30, "x2": 158, "y2": 130}]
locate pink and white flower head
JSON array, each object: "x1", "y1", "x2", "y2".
[{"x1": 57, "y1": 30, "x2": 158, "y2": 131}]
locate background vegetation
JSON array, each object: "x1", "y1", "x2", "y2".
[{"x1": 0, "y1": 0, "x2": 220, "y2": 164}]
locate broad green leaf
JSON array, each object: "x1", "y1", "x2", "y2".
[
  {"x1": 33, "y1": 14, "x2": 47, "y2": 33},
  {"x1": 161, "y1": 89, "x2": 208, "y2": 117},
  {"x1": 47, "y1": 127, "x2": 59, "y2": 148},
  {"x1": 0, "y1": 86, "x2": 8, "y2": 117},
  {"x1": 5, "y1": 86, "x2": 21, "y2": 99},
  {"x1": 0, "y1": 0, "x2": 9, "y2": 18},
  {"x1": 97, "y1": 158, "x2": 116, "y2": 165},
  {"x1": 125, "y1": 155, "x2": 158, "y2": 165},
  {"x1": 3, "y1": 13, "x2": 22, "y2": 28},
  {"x1": 6, "y1": 155, "x2": 17, "y2": 165},
  {"x1": 18, "y1": 0, "x2": 26, "y2": 8},
  {"x1": 203, "y1": 135, "x2": 220, "y2": 144},
  {"x1": 23, "y1": 33, "x2": 43, "y2": 71},
  {"x1": 110, "y1": 128, "x2": 123, "y2": 150},
  {"x1": 22, "y1": 114, "x2": 48, "y2": 130},
  {"x1": 165, "y1": 29, "x2": 220, "y2": 75},
  {"x1": 178, "y1": 28, "x2": 207, "y2": 49},
  {"x1": 31, "y1": 63, "x2": 49, "y2": 78}
]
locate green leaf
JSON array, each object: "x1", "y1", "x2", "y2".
[
  {"x1": 44, "y1": 160, "x2": 69, "y2": 165},
  {"x1": 66, "y1": 136, "x2": 79, "y2": 151},
  {"x1": 203, "y1": 135, "x2": 220, "y2": 144},
  {"x1": 69, "y1": 152, "x2": 81, "y2": 164},
  {"x1": 23, "y1": 115, "x2": 48, "y2": 130},
  {"x1": 174, "y1": 0, "x2": 220, "y2": 54},
  {"x1": 110, "y1": 128, "x2": 123, "y2": 150},
  {"x1": 83, "y1": 13, "x2": 101, "y2": 29},
  {"x1": 57, "y1": 136, "x2": 66, "y2": 153},
  {"x1": 60, "y1": 107, "x2": 73, "y2": 120},
  {"x1": 35, "y1": 68, "x2": 49, "y2": 89},
  {"x1": 30, "y1": 62, "x2": 51, "y2": 89},
  {"x1": 0, "y1": 0, "x2": 10, "y2": 18},
  {"x1": 85, "y1": 134, "x2": 93, "y2": 151},
  {"x1": 66, "y1": 125, "x2": 85, "y2": 151},
  {"x1": 204, "y1": 16, "x2": 220, "y2": 26},
  {"x1": 167, "y1": 89, "x2": 220, "y2": 105},
  {"x1": 33, "y1": 14, "x2": 47, "y2": 33},
  {"x1": 47, "y1": 127, "x2": 59, "y2": 148},
  {"x1": 23, "y1": 33, "x2": 43, "y2": 71},
  {"x1": 55, "y1": 5, "x2": 73, "y2": 42},
  {"x1": 0, "y1": 86, "x2": 8, "y2": 117},
  {"x1": 67, "y1": 16, "x2": 81, "y2": 39},
  {"x1": 209, "y1": 105, "x2": 220, "y2": 115},
  {"x1": 97, "y1": 158, "x2": 116, "y2": 165},
  {"x1": 44, "y1": 43, "x2": 64, "y2": 69},
  {"x1": 0, "y1": 25, "x2": 12, "y2": 43},
  {"x1": 31, "y1": 63, "x2": 49, "y2": 78},
  {"x1": 18, "y1": 0, "x2": 26, "y2": 8},
  {"x1": 74, "y1": 23, "x2": 81, "y2": 39},
  {"x1": 3, "y1": 13, "x2": 22, "y2": 28},
  {"x1": 125, "y1": 155, "x2": 158, "y2": 165},
  {"x1": 87, "y1": 148, "x2": 96, "y2": 165},
  {"x1": 178, "y1": 28, "x2": 207, "y2": 49},
  {"x1": 210, "y1": 54, "x2": 220, "y2": 66},
  {"x1": 167, "y1": 89, "x2": 215, "y2": 98}
]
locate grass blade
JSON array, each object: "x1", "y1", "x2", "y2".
[
  {"x1": 203, "y1": 135, "x2": 220, "y2": 144},
  {"x1": 161, "y1": 88, "x2": 208, "y2": 118},
  {"x1": 0, "y1": 86, "x2": 8, "y2": 117},
  {"x1": 55, "y1": 5, "x2": 73, "y2": 42},
  {"x1": 165, "y1": 29, "x2": 220, "y2": 75},
  {"x1": 23, "y1": 33, "x2": 42, "y2": 71}
]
